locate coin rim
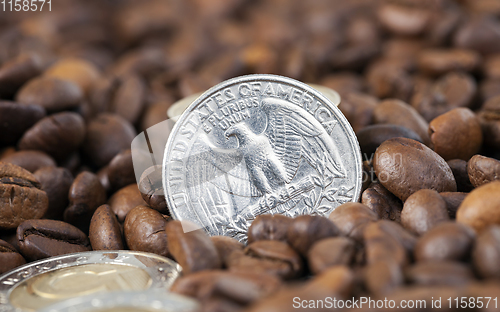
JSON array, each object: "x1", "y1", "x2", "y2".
[{"x1": 162, "y1": 74, "x2": 363, "y2": 227}]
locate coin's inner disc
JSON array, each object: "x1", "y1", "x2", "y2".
[{"x1": 10, "y1": 264, "x2": 152, "y2": 311}]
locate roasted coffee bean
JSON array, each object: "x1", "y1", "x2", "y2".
[
  {"x1": 34, "y1": 167, "x2": 73, "y2": 220},
  {"x1": 364, "y1": 221, "x2": 410, "y2": 267},
  {"x1": 211, "y1": 236, "x2": 244, "y2": 268},
  {"x1": 0, "y1": 53, "x2": 42, "y2": 98},
  {"x1": 307, "y1": 237, "x2": 356, "y2": 274},
  {"x1": 306, "y1": 265, "x2": 355, "y2": 298},
  {"x1": 138, "y1": 165, "x2": 168, "y2": 214},
  {"x1": 447, "y1": 159, "x2": 474, "y2": 192},
  {"x1": 1, "y1": 150, "x2": 56, "y2": 173},
  {"x1": 414, "y1": 222, "x2": 475, "y2": 262},
  {"x1": 338, "y1": 92, "x2": 378, "y2": 133},
  {"x1": 472, "y1": 225, "x2": 500, "y2": 279},
  {"x1": 328, "y1": 202, "x2": 378, "y2": 241},
  {"x1": 0, "y1": 239, "x2": 26, "y2": 275},
  {"x1": 373, "y1": 138, "x2": 457, "y2": 202},
  {"x1": 83, "y1": 113, "x2": 136, "y2": 167},
  {"x1": 0, "y1": 101, "x2": 45, "y2": 145},
  {"x1": 247, "y1": 214, "x2": 292, "y2": 244},
  {"x1": 377, "y1": 4, "x2": 431, "y2": 36},
  {"x1": 17, "y1": 219, "x2": 90, "y2": 261},
  {"x1": 108, "y1": 184, "x2": 147, "y2": 222},
  {"x1": 467, "y1": 154, "x2": 500, "y2": 188},
  {"x1": 124, "y1": 205, "x2": 169, "y2": 257},
  {"x1": 429, "y1": 108, "x2": 483, "y2": 161},
  {"x1": 16, "y1": 76, "x2": 83, "y2": 112},
  {"x1": 402, "y1": 189, "x2": 450, "y2": 235},
  {"x1": 440, "y1": 192, "x2": 468, "y2": 219},
  {"x1": 366, "y1": 59, "x2": 413, "y2": 102},
  {"x1": 364, "y1": 260, "x2": 403, "y2": 295},
  {"x1": 417, "y1": 48, "x2": 481, "y2": 77},
  {"x1": 457, "y1": 181, "x2": 500, "y2": 232},
  {"x1": 286, "y1": 215, "x2": 339, "y2": 256},
  {"x1": 320, "y1": 72, "x2": 364, "y2": 97},
  {"x1": 89, "y1": 204, "x2": 124, "y2": 250},
  {"x1": 362, "y1": 182, "x2": 403, "y2": 222},
  {"x1": 166, "y1": 220, "x2": 220, "y2": 274},
  {"x1": 110, "y1": 74, "x2": 146, "y2": 124},
  {"x1": 405, "y1": 261, "x2": 474, "y2": 286},
  {"x1": 44, "y1": 58, "x2": 101, "y2": 93},
  {"x1": 64, "y1": 171, "x2": 106, "y2": 233},
  {"x1": 0, "y1": 162, "x2": 48, "y2": 230},
  {"x1": 366, "y1": 220, "x2": 418, "y2": 254},
  {"x1": 18, "y1": 112, "x2": 86, "y2": 161},
  {"x1": 357, "y1": 124, "x2": 422, "y2": 158},
  {"x1": 96, "y1": 165, "x2": 111, "y2": 193},
  {"x1": 373, "y1": 99, "x2": 431, "y2": 146},
  {"x1": 454, "y1": 15, "x2": 500, "y2": 54},
  {"x1": 229, "y1": 240, "x2": 303, "y2": 280},
  {"x1": 107, "y1": 150, "x2": 135, "y2": 192}
]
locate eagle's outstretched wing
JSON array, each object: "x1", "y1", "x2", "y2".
[
  {"x1": 261, "y1": 97, "x2": 345, "y2": 181},
  {"x1": 185, "y1": 134, "x2": 262, "y2": 201}
]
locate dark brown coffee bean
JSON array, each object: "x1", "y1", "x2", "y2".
[
  {"x1": 17, "y1": 219, "x2": 90, "y2": 261},
  {"x1": 18, "y1": 112, "x2": 86, "y2": 161},
  {"x1": 34, "y1": 167, "x2": 73, "y2": 220},
  {"x1": 429, "y1": 108, "x2": 483, "y2": 161},
  {"x1": 286, "y1": 215, "x2": 339, "y2": 256},
  {"x1": 1, "y1": 150, "x2": 56, "y2": 173},
  {"x1": 211, "y1": 236, "x2": 244, "y2": 268},
  {"x1": 373, "y1": 138, "x2": 456, "y2": 202},
  {"x1": 124, "y1": 205, "x2": 169, "y2": 257},
  {"x1": 16, "y1": 77, "x2": 83, "y2": 112},
  {"x1": 447, "y1": 159, "x2": 474, "y2": 192},
  {"x1": 402, "y1": 189, "x2": 450, "y2": 235},
  {"x1": 405, "y1": 261, "x2": 474, "y2": 286},
  {"x1": 362, "y1": 182, "x2": 403, "y2": 222},
  {"x1": 414, "y1": 222, "x2": 475, "y2": 262},
  {"x1": 84, "y1": 113, "x2": 136, "y2": 167},
  {"x1": 440, "y1": 192, "x2": 467, "y2": 219},
  {"x1": 467, "y1": 154, "x2": 500, "y2": 188},
  {"x1": 457, "y1": 181, "x2": 500, "y2": 232},
  {"x1": 472, "y1": 225, "x2": 500, "y2": 279},
  {"x1": 96, "y1": 165, "x2": 111, "y2": 193},
  {"x1": 480, "y1": 78, "x2": 500, "y2": 103},
  {"x1": 107, "y1": 149, "x2": 135, "y2": 192},
  {"x1": 247, "y1": 214, "x2": 292, "y2": 244},
  {"x1": 0, "y1": 239, "x2": 26, "y2": 274},
  {"x1": 138, "y1": 165, "x2": 168, "y2": 214},
  {"x1": 357, "y1": 124, "x2": 423, "y2": 158},
  {"x1": 166, "y1": 220, "x2": 220, "y2": 274},
  {"x1": 108, "y1": 184, "x2": 146, "y2": 222},
  {"x1": 338, "y1": 92, "x2": 378, "y2": 133},
  {"x1": 0, "y1": 53, "x2": 43, "y2": 98},
  {"x1": 111, "y1": 47, "x2": 168, "y2": 79},
  {"x1": 365, "y1": 260, "x2": 403, "y2": 295},
  {"x1": 363, "y1": 221, "x2": 410, "y2": 267},
  {"x1": 0, "y1": 101, "x2": 45, "y2": 145},
  {"x1": 110, "y1": 74, "x2": 146, "y2": 124},
  {"x1": 417, "y1": 48, "x2": 481, "y2": 76},
  {"x1": 483, "y1": 54, "x2": 500, "y2": 79},
  {"x1": 366, "y1": 58, "x2": 413, "y2": 102},
  {"x1": 307, "y1": 237, "x2": 356, "y2": 275},
  {"x1": 45, "y1": 58, "x2": 101, "y2": 94},
  {"x1": 328, "y1": 202, "x2": 378, "y2": 241},
  {"x1": 373, "y1": 99, "x2": 431, "y2": 146},
  {"x1": 454, "y1": 15, "x2": 500, "y2": 54},
  {"x1": 64, "y1": 171, "x2": 106, "y2": 233},
  {"x1": 0, "y1": 162, "x2": 48, "y2": 230},
  {"x1": 89, "y1": 204, "x2": 124, "y2": 250}
]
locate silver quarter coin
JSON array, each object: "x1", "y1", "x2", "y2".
[
  {"x1": 0, "y1": 251, "x2": 181, "y2": 312},
  {"x1": 38, "y1": 291, "x2": 199, "y2": 312},
  {"x1": 163, "y1": 74, "x2": 362, "y2": 241}
]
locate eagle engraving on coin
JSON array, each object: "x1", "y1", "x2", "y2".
[{"x1": 163, "y1": 75, "x2": 362, "y2": 242}]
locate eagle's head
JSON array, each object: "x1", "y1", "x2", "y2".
[{"x1": 225, "y1": 123, "x2": 251, "y2": 142}]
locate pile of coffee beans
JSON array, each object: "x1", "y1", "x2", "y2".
[{"x1": 1, "y1": 0, "x2": 500, "y2": 311}]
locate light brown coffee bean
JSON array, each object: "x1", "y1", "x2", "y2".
[
  {"x1": 1, "y1": 150, "x2": 56, "y2": 173},
  {"x1": 402, "y1": 189, "x2": 450, "y2": 235},
  {"x1": 211, "y1": 236, "x2": 244, "y2": 268},
  {"x1": 429, "y1": 108, "x2": 483, "y2": 161},
  {"x1": 417, "y1": 48, "x2": 481, "y2": 76},
  {"x1": 365, "y1": 260, "x2": 403, "y2": 295},
  {"x1": 108, "y1": 184, "x2": 146, "y2": 223},
  {"x1": 328, "y1": 202, "x2": 378, "y2": 241},
  {"x1": 307, "y1": 237, "x2": 356, "y2": 275},
  {"x1": 0, "y1": 162, "x2": 48, "y2": 230},
  {"x1": 362, "y1": 182, "x2": 403, "y2": 222},
  {"x1": 110, "y1": 74, "x2": 146, "y2": 124},
  {"x1": 467, "y1": 154, "x2": 500, "y2": 188},
  {"x1": 405, "y1": 261, "x2": 474, "y2": 286},
  {"x1": 373, "y1": 138, "x2": 456, "y2": 201},
  {"x1": 44, "y1": 58, "x2": 101, "y2": 93},
  {"x1": 366, "y1": 60, "x2": 413, "y2": 102},
  {"x1": 457, "y1": 181, "x2": 500, "y2": 232},
  {"x1": 377, "y1": 4, "x2": 431, "y2": 36},
  {"x1": 124, "y1": 205, "x2": 169, "y2": 257},
  {"x1": 364, "y1": 222, "x2": 410, "y2": 267},
  {"x1": 286, "y1": 215, "x2": 339, "y2": 256},
  {"x1": 166, "y1": 220, "x2": 220, "y2": 274},
  {"x1": 472, "y1": 225, "x2": 500, "y2": 279},
  {"x1": 34, "y1": 167, "x2": 73, "y2": 220},
  {"x1": 89, "y1": 204, "x2": 124, "y2": 250},
  {"x1": 247, "y1": 214, "x2": 293, "y2": 244}
]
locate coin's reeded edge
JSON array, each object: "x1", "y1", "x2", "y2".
[
  {"x1": 0, "y1": 251, "x2": 182, "y2": 312},
  {"x1": 162, "y1": 74, "x2": 363, "y2": 226}
]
